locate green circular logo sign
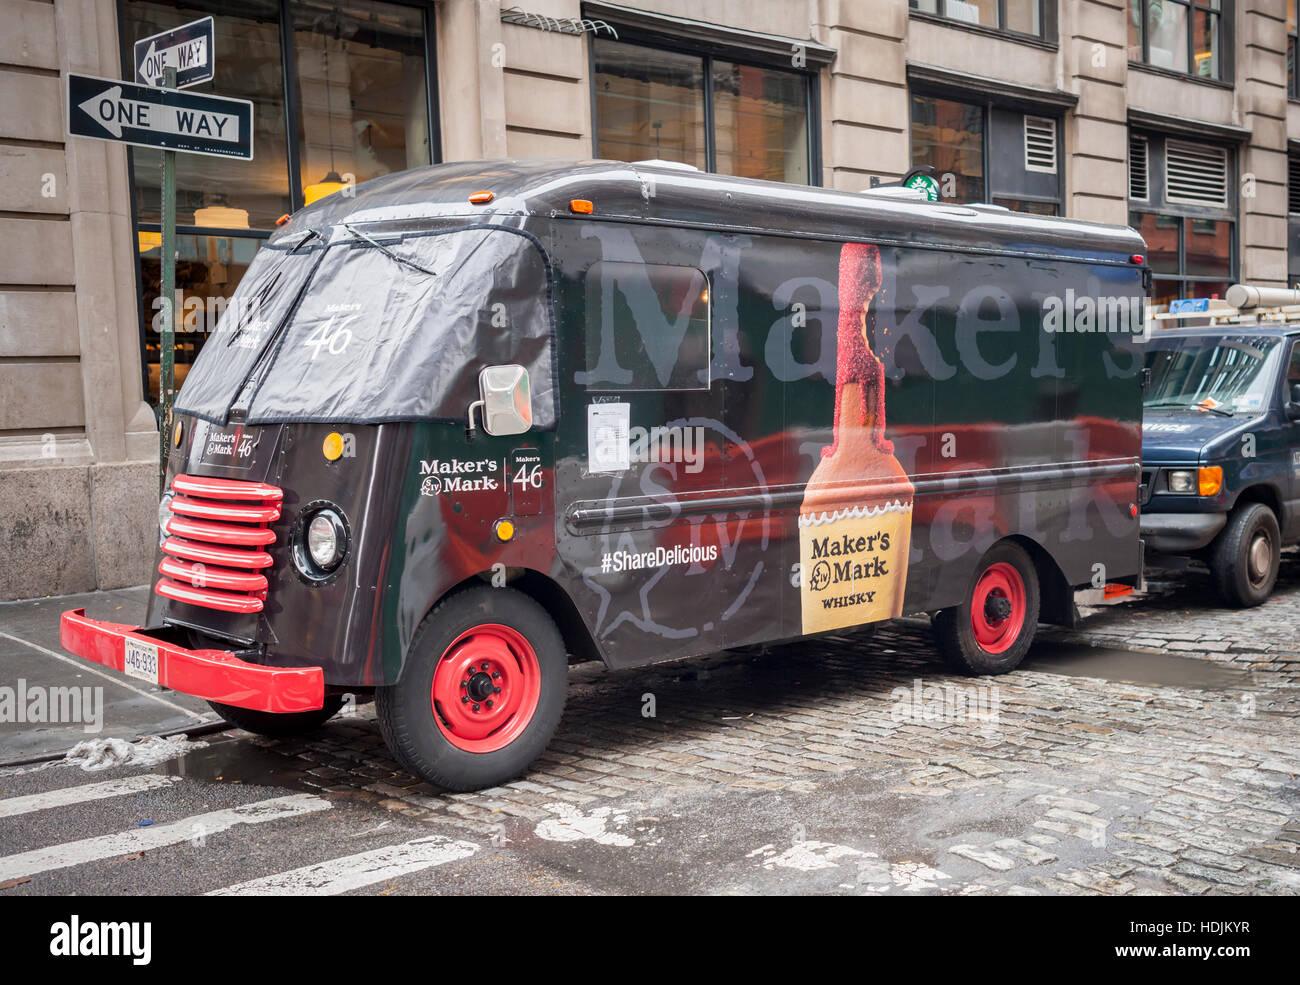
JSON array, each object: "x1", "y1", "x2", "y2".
[{"x1": 904, "y1": 173, "x2": 940, "y2": 202}]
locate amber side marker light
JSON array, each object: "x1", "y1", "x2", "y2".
[
  {"x1": 1198, "y1": 466, "x2": 1223, "y2": 497},
  {"x1": 276, "y1": 213, "x2": 291, "y2": 227},
  {"x1": 469, "y1": 191, "x2": 494, "y2": 205},
  {"x1": 322, "y1": 432, "x2": 345, "y2": 462},
  {"x1": 494, "y1": 519, "x2": 515, "y2": 542},
  {"x1": 569, "y1": 199, "x2": 594, "y2": 214},
  {"x1": 172, "y1": 419, "x2": 183, "y2": 447}
]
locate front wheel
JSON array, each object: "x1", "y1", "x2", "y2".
[
  {"x1": 932, "y1": 541, "x2": 1041, "y2": 675},
  {"x1": 1210, "y1": 502, "x2": 1280, "y2": 608},
  {"x1": 376, "y1": 585, "x2": 567, "y2": 791}
]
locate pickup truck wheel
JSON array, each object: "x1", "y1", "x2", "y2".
[
  {"x1": 376, "y1": 585, "x2": 567, "y2": 792},
  {"x1": 208, "y1": 695, "x2": 345, "y2": 737},
  {"x1": 932, "y1": 542, "x2": 1040, "y2": 675},
  {"x1": 1210, "y1": 503, "x2": 1280, "y2": 608}
]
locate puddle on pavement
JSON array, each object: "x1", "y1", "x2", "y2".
[
  {"x1": 1022, "y1": 640, "x2": 1247, "y2": 689},
  {"x1": 157, "y1": 737, "x2": 317, "y2": 791}
]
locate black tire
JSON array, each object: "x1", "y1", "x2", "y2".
[
  {"x1": 376, "y1": 585, "x2": 567, "y2": 792},
  {"x1": 209, "y1": 694, "x2": 345, "y2": 737},
  {"x1": 1209, "y1": 502, "x2": 1280, "y2": 608},
  {"x1": 932, "y1": 541, "x2": 1041, "y2": 675}
]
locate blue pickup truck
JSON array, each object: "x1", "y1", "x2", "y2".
[{"x1": 1140, "y1": 313, "x2": 1300, "y2": 606}]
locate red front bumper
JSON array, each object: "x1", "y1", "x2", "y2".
[{"x1": 59, "y1": 608, "x2": 324, "y2": 714}]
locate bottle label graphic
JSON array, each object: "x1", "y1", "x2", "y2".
[{"x1": 799, "y1": 242, "x2": 915, "y2": 633}]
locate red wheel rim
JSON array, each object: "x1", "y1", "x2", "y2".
[
  {"x1": 430, "y1": 623, "x2": 541, "y2": 753},
  {"x1": 970, "y1": 562, "x2": 1026, "y2": 654}
]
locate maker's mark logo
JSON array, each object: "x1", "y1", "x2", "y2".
[{"x1": 418, "y1": 458, "x2": 499, "y2": 495}]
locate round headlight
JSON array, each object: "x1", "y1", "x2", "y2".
[{"x1": 306, "y1": 510, "x2": 345, "y2": 571}]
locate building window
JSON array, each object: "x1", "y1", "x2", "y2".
[
  {"x1": 1128, "y1": 0, "x2": 1228, "y2": 81},
  {"x1": 592, "y1": 38, "x2": 812, "y2": 185},
  {"x1": 909, "y1": 0, "x2": 1044, "y2": 38},
  {"x1": 1289, "y1": 1, "x2": 1298, "y2": 99},
  {"x1": 1128, "y1": 130, "x2": 1236, "y2": 307},
  {"x1": 121, "y1": 0, "x2": 437, "y2": 403},
  {"x1": 1288, "y1": 151, "x2": 1300, "y2": 287},
  {"x1": 910, "y1": 93, "x2": 1062, "y2": 214}
]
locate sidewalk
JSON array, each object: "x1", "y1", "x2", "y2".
[{"x1": 0, "y1": 585, "x2": 216, "y2": 763}]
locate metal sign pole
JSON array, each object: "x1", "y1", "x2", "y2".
[{"x1": 158, "y1": 65, "x2": 177, "y2": 492}]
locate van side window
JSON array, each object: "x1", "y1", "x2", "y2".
[{"x1": 581, "y1": 261, "x2": 711, "y2": 391}]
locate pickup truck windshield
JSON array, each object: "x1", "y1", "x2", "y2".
[
  {"x1": 174, "y1": 224, "x2": 557, "y2": 428},
  {"x1": 1142, "y1": 335, "x2": 1281, "y2": 416}
]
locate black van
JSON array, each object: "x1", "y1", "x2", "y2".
[
  {"x1": 61, "y1": 159, "x2": 1147, "y2": 790},
  {"x1": 1140, "y1": 320, "x2": 1300, "y2": 605}
]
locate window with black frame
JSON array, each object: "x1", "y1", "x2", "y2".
[
  {"x1": 1128, "y1": 0, "x2": 1227, "y2": 81},
  {"x1": 1128, "y1": 130, "x2": 1236, "y2": 309},
  {"x1": 121, "y1": 0, "x2": 435, "y2": 404},
  {"x1": 591, "y1": 37, "x2": 813, "y2": 185},
  {"x1": 909, "y1": 0, "x2": 1044, "y2": 37},
  {"x1": 909, "y1": 93, "x2": 1062, "y2": 214}
]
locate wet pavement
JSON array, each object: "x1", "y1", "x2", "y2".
[{"x1": 1, "y1": 551, "x2": 1298, "y2": 895}]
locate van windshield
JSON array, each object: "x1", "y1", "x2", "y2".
[
  {"x1": 175, "y1": 224, "x2": 557, "y2": 429},
  {"x1": 1142, "y1": 334, "x2": 1281, "y2": 416}
]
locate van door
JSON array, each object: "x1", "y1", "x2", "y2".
[{"x1": 551, "y1": 221, "x2": 732, "y2": 669}]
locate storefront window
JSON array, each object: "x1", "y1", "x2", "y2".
[
  {"x1": 910, "y1": 95, "x2": 985, "y2": 203},
  {"x1": 121, "y1": 0, "x2": 436, "y2": 406},
  {"x1": 138, "y1": 235, "x2": 264, "y2": 401},
  {"x1": 125, "y1": 1, "x2": 292, "y2": 230},
  {"x1": 711, "y1": 61, "x2": 809, "y2": 185},
  {"x1": 592, "y1": 38, "x2": 813, "y2": 184},
  {"x1": 1129, "y1": 0, "x2": 1227, "y2": 81},
  {"x1": 292, "y1": 0, "x2": 430, "y2": 199},
  {"x1": 592, "y1": 42, "x2": 706, "y2": 170}
]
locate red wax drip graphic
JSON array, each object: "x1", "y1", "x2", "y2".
[{"x1": 825, "y1": 242, "x2": 893, "y2": 457}]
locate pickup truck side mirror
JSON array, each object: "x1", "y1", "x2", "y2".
[{"x1": 467, "y1": 365, "x2": 533, "y2": 439}]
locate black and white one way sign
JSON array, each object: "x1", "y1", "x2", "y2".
[
  {"x1": 134, "y1": 16, "x2": 215, "y2": 89},
  {"x1": 66, "y1": 74, "x2": 253, "y2": 160}
]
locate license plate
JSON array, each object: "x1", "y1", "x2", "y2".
[{"x1": 122, "y1": 638, "x2": 160, "y2": 686}]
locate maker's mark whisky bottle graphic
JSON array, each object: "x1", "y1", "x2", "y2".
[{"x1": 799, "y1": 242, "x2": 915, "y2": 633}]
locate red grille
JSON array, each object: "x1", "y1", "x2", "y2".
[{"x1": 157, "y1": 474, "x2": 283, "y2": 614}]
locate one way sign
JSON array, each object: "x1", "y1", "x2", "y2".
[
  {"x1": 66, "y1": 73, "x2": 253, "y2": 159},
  {"x1": 134, "y1": 16, "x2": 214, "y2": 89}
]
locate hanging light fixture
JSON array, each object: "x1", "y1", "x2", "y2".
[
  {"x1": 193, "y1": 204, "x2": 250, "y2": 228},
  {"x1": 303, "y1": 34, "x2": 348, "y2": 205},
  {"x1": 138, "y1": 231, "x2": 162, "y2": 253}
]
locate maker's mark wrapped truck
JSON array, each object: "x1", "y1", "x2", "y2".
[{"x1": 60, "y1": 160, "x2": 1148, "y2": 790}]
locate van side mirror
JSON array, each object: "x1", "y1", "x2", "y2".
[
  {"x1": 467, "y1": 365, "x2": 532, "y2": 439},
  {"x1": 1289, "y1": 383, "x2": 1300, "y2": 419}
]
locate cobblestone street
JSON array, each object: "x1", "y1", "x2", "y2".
[{"x1": 6, "y1": 553, "x2": 1295, "y2": 896}]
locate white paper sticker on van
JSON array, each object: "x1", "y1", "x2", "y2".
[{"x1": 588, "y1": 403, "x2": 630, "y2": 474}]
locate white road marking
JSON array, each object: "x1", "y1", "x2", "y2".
[
  {"x1": 208, "y1": 835, "x2": 480, "y2": 896},
  {"x1": 0, "y1": 775, "x2": 182, "y2": 818},
  {"x1": 0, "y1": 793, "x2": 329, "y2": 882},
  {"x1": 0, "y1": 628, "x2": 210, "y2": 721}
]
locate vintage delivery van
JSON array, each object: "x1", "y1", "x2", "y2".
[{"x1": 61, "y1": 160, "x2": 1148, "y2": 790}]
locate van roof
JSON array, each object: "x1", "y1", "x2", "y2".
[{"x1": 277, "y1": 158, "x2": 1146, "y2": 264}]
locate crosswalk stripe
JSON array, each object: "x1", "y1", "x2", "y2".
[
  {"x1": 0, "y1": 775, "x2": 182, "y2": 818},
  {"x1": 0, "y1": 793, "x2": 329, "y2": 883},
  {"x1": 208, "y1": 834, "x2": 480, "y2": 896}
]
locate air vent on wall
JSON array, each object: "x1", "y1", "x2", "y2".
[
  {"x1": 1024, "y1": 116, "x2": 1057, "y2": 173},
  {"x1": 1289, "y1": 154, "x2": 1300, "y2": 215},
  {"x1": 1129, "y1": 133, "x2": 1149, "y2": 202},
  {"x1": 1165, "y1": 140, "x2": 1228, "y2": 207}
]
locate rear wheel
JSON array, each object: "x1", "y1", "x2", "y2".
[
  {"x1": 376, "y1": 585, "x2": 567, "y2": 791},
  {"x1": 933, "y1": 541, "x2": 1041, "y2": 675},
  {"x1": 1209, "y1": 502, "x2": 1280, "y2": 608},
  {"x1": 209, "y1": 695, "x2": 345, "y2": 737}
]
